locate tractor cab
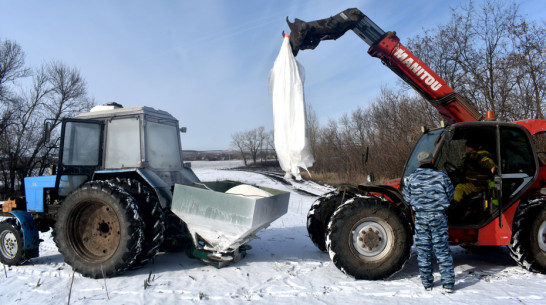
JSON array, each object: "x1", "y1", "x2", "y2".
[
  {"x1": 54, "y1": 105, "x2": 199, "y2": 208},
  {"x1": 402, "y1": 121, "x2": 539, "y2": 228}
]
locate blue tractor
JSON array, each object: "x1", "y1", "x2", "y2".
[{"x1": 0, "y1": 104, "x2": 289, "y2": 278}]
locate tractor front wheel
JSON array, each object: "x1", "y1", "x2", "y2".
[
  {"x1": 53, "y1": 181, "x2": 144, "y2": 278},
  {"x1": 0, "y1": 219, "x2": 25, "y2": 266}
]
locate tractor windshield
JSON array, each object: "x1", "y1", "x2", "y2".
[{"x1": 401, "y1": 128, "x2": 444, "y2": 186}]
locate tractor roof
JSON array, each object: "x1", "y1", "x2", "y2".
[{"x1": 76, "y1": 105, "x2": 177, "y2": 122}]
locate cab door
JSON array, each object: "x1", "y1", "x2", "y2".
[
  {"x1": 55, "y1": 119, "x2": 104, "y2": 196},
  {"x1": 435, "y1": 123, "x2": 538, "y2": 227},
  {"x1": 498, "y1": 125, "x2": 538, "y2": 209}
]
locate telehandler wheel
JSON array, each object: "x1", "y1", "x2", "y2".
[
  {"x1": 53, "y1": 181, "x2": 144, "y2": 278},
  {"x1": 509, "y1": 199, "x2": 546, "y2": 274},
  {"x1": 110, "y1": 178, "x2": 165, "y2": 269},
  {"x1": 326, "y1": 197, "x2": 413, "y2": 280},
  {"x1": 307, "y1": 186, "x2": 357, "y2": 252},
  {"x1": 0, "y1": 219, "x2": 26, "y2": 266}
]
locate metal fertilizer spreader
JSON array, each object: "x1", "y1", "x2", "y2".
[{"x1": 171, "y1": 181, "x2": 290, "y2": 267}]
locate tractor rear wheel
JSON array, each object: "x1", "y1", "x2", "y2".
[
  {"x1": 509, "y1": 199, "x2": 546, "y2": 274},
  {"x1": 110, "y1": 178, "x2": 165, "y2": 269},
  {"x1": 0, "y1": 219, "x2": 25, "y2": 266},
  {"x1": 307, "y1": 186, "x2": 356, "y2": 252},
  {"x1": 53, "y1": 181, "x2": 144, "y2": 278},
  {"x1": 161, "y1": 210, "x2": 192, "y2": 252},
  {"x1": 326, "y1": 197, "x2": 413, "y2": 280}
]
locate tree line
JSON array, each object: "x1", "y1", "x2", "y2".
[
  {"x1": 233, "y1": 0, "x2": 545, "y2": 185},
  {"x1": 0, "y1": 39, "x2": 93, "y2": 197},
  {"x1": 231, "y1": 126, "x2": 276, "y2": 166},
  {"x1": 1, "y1": 0, "x2": 543, "y2": 196}
]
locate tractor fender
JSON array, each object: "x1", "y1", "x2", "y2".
[
  {"x1": 357, "y1": 182, "x2": 414, "y2": 233},
  {"x1": 94, "y1": 168, "x2": 173, "y2": 209},
  {"x1": 357, "y1": 182, "x2": 404, "y2": 204},
  {"x1": 8, "y1": 210, "x2": 40, "y2": 256}
]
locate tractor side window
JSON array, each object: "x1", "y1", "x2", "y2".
[
  {"x1": 62, "y1": 121, "x2": 102, "y2": 166},
  {"x1": 105, "y1": 118, "x2": 141, "y2": 168},
  {"x1": 145, "y1": 121, "x2": 182, "y2": 169}
]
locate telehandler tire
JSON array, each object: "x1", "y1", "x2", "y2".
[
  {"x1": 110, "y1": 178, "x2": 165, "y2": 269},
  {"x1": 326, "y1": 196, "x2": 413, "y2": 280},
  {"x1": 307, "y1": 186, "x2": 357, "y2": 252},
  {"x1": 53, "y1": 181, "x2": 144, "y2": 278},
  {"x1": 0, "y1": 219, "x2": 26, "y2": 266},
  {"x1": 509, "y1": 199, "x2": 546, "y2": 274}
]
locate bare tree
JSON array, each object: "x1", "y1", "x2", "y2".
[
  {"x1": 306, "y1": 103, "x2": 319, "y2": 157},
  {"x1": 0, "y1": 39, "x2": 31, "y2": 136},
  {"x1": 368, "y1": 88, "x2": 438, "y2": 180},
  {"x1": 231, "y1": 131, "x2": 249, "y2": 166},
  {"x1": 508, "y1": 20, "x2": 546, "y2": 119},
  {"x1": 259, "y1": 130, "x2": 274, "y2": 163},
  {"x1": 231, "y1": 127, "x2": 271, "y2": 166},
  {"x1": 0, "y1": 39, "x2": 31, "y2": 102},
  {"x1": 246, "y1": 126, "x2": 265, "y2": 165},
  {"x1": 265, "y1": 130, "x2": 276, "y2": 162},
  {"x1": 0, "y1": 60, "x2": 93, "y2": 196},
  {"x1": 310, "y1": 87, "x2": 438, "y2": 183},
  {"x1": 406, "y1": 0, "x2": 544, "y2": 121}
]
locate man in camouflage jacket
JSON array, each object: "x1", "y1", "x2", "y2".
[{"x1": 403, "y1": 150, "x2": 455, "y2": 292}]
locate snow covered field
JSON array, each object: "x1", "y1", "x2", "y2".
[{"x1": 1, "y1": 160, "x2": 545, "y2": 304}]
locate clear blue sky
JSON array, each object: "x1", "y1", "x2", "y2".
[{"x1": 1, "y1": 0, "x2": 544, "y2": 150}]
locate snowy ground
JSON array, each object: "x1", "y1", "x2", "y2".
[{"x1": 1, "y1": 160, "x2": 545, "y2": 304}]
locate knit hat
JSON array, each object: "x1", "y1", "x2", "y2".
[{"x1": 417, "y1": 150, "x2": 433, "y2": 165}]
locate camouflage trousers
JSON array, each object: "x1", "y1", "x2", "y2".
[{"x1": 414, "y1": 211, "x2": 455, "y2": 288}]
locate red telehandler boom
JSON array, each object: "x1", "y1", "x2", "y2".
[
  {"x1": 287, "y1": 8, "x2": 482, "y2": 124},
  {"x1": 287, "y1": 8, "x2": 546, "y2": 280}
]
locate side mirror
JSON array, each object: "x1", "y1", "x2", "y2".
[
  {"x1": 43, "y1": 120, "x2": 53, "y2": 143},
  {"x1": 180, "y1": 127, "x2": 187, "y2": 133}
]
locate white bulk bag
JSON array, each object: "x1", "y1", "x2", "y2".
[{"x1": 269, "y1": 35, "x2": 314, "y2": 180}]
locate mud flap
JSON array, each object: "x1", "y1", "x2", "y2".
[{"x1": 8, "y1": 210, "x2": 40, "y2": 259}]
